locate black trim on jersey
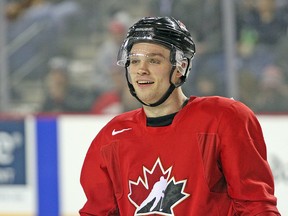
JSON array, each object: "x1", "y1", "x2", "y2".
[
  {"x1": 146, "y1": 98, "x2": 189, "y2": 127},
  {"x1": 147, "y1": 112, "x2": 177, "y2": 127}
]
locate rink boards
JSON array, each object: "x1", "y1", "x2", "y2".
[{"x1": 0, "y1": 114, "x2": 287, "y2": 216}]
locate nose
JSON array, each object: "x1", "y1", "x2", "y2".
[{"x1": 137, "y1": 60, "x2": 149, "y2": 75}]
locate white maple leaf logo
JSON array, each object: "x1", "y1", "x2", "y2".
[{"x1": 128, "y1": 158, "x2": 189, "y2": 216}]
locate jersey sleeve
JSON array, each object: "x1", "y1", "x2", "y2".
[
  {"x1": 79, "y1": 131, "x2": 119, "y2": 216},
  {"x1": 218, "y1": 101, "x2": 280, "y2": 215}
]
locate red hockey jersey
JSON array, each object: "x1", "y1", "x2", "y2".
[{"x1": 80, "y1": 96, "x2": 280, "y2": 215}]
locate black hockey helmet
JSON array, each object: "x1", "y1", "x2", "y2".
[
  {"x1": 117, "y1": 16, "x2": 196, "y2": 67},
  {"x1": 117, "y1": 16, "x2": 196, "y2": 107}
]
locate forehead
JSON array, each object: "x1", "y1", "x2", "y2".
[{"x1": 130, "y1": 42, "x2": 170, "y2": 56}]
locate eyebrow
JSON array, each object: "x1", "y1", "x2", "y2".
[{"x1": 129, "y1": 52, "x2": 166, "y2": 58}]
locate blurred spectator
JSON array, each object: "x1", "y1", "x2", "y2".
[
  {"x1": 236, "y1": 0, "x2": 288, "y2": 110},
  {"x1": 2, "y1": 0, "x2": 288, "y2": 114},
  {"x1": 6, "y1": 0, "x2": 58, "y2": 80},
  {"x1": 5, "y1": 1, "x2": 23, "y2": 21},
  {"x1": 91, "y1": 11, "x2": 132, "y2": 91},
  {"x1": 182, "y1": 0, "x2": 226, "y2": 96},
  {"x1": 183, "y1": 59, "x2": 225, "y2": 97},
  {"x1": 91, "y1": 64, "x2": 140, "y2": 114},
  {"x1": 195, "y1": 0, "x2": 223, "y2": 55},
  {"x1": 237, "y1": 0, "x2": 288, "y2": 59},
  {"x1": 253, "y1": 0, "x2": 288, "y2": 44},
  {"x1": 6, "y1": 0, "x2": 82, "y2": 80},
  {"x1": 238, "y1": 0, "x2": 288, "y2": 76},
  {"x1": 5, "y1": 0, "x2": 82, "y2": 108},
  {"x1": 193, "y1": 75, "x2": 219, "y2": 96},
  {"x1": 253, "y1": 64, "x2": 288, "y2": 113},
  {"x1": 88, "y1": 11, "x2": 141, "y2": 114},
  {"x1": 41, "y1": 57, "x2": 91, "y2": 113}
]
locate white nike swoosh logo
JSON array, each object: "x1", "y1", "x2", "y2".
[{"x1": 112, "y1": 128, "x2": 132, "y2": 136}]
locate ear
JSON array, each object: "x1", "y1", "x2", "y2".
[{"x1": 175, "y1": 69, "x2": 183, "y2": 77}]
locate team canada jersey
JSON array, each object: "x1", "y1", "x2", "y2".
[{"x1": 80, "y1": 96, "x2": 280, "y2": 216}]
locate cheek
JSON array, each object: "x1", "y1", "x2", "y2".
[
  {"x1": 127, "y1": 66, "x2": 139, "y2": 76},
  {"x1": 126, "y1": 67, "x2": 134, "y2": 78}
]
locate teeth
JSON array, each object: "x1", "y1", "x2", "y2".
[{"x1": 137, "y1": 81, "x2": 153, "y2": 84}]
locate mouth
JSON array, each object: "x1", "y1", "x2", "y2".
[{"x1": 136, "y1": 80, "x2": 154, "y2": 86}]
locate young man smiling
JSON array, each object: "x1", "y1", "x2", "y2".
[
  {"x1": 79, "y1": 17, "x2": 280, "y2": 215},
  {"x1": 127, "y1": 42, "x2": 188, "y2": 117}
]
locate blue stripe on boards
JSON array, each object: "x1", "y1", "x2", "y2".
[{"x1": 36, "y1": 117, "x2": 59, "y2": 216}]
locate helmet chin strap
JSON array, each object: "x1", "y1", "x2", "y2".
[{"x1": 125, "y1": 65, "x2": 186, "y2": 107}]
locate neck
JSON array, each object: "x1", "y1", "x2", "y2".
[{"x1": 143, "y1": 89, "x2": 188, "y2": 117}]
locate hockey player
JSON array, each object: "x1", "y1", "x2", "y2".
[{"x1": 79, "y1": 16, "x2": 280, "y2": 215}]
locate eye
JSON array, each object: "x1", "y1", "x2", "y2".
[
  {"x1": 149, "y1": 57, "x2": 161, "y2": 64},
  {"x1": 130, "y1": 58, "x2": 140, "y2": 65}
]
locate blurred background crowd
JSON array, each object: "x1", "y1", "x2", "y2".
[{"x1": 1, "y1": 0, "x2": 288, "y2": 115}]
